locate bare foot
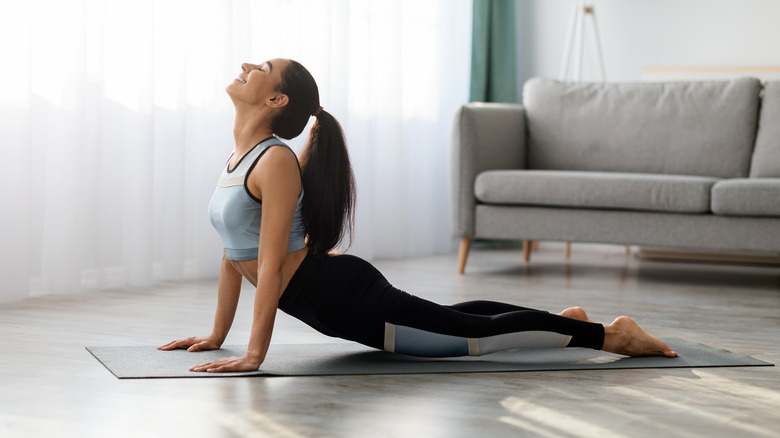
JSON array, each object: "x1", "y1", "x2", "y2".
[
  {"x1": 559, "y1": 306, "x2": 595, "y2": 323},
  {"x1": 603, "y1": 316, "x2": 677, "y2": 357}
]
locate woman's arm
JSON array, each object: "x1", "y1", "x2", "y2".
[
  {"x1": 189, "y1": 146, "x2": 302, "y2": 372},
  {"x1": 210, "y1": 252, "x2": 244, "y2": 345},
  {"x1": 158, "y1": 251, "x2": 243, "y2": 351}
]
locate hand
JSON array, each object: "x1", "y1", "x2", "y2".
[
  {"x1": 158, "y1": 335, "x2": 221, "y2": 352},
  {"x1": 189, "y1": 354, "x2": 263, "y2": 373}
]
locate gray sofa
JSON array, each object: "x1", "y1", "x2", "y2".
[{"x1": 451, "y1": 77, "x2": 780, "y2": 273}]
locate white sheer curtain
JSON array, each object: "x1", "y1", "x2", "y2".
[{"x1": 0, "y1": 0, "x2": 471, "y2": 302}]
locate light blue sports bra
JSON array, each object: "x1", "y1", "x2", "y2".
[{"x1": 208, "y1": 137, "x2": 306, "y2": 261}]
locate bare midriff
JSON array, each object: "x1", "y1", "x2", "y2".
[{"x1": 228, "y1": 247, "x2": 309, "y2": 291}]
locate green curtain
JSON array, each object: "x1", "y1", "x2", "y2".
[{"x1": 470, "y1": 0, "x2": 517, "y2": 103}]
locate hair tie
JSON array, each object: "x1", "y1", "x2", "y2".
[{"x1": 313, "y1": 106, "x2": 324, "y2": 117}]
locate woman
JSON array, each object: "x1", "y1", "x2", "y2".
[{"x1": 159, "y1": 59, "x2": 677, "y2": 373}]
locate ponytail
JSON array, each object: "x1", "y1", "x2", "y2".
[
  {"x1": 299, "y1": 111, "x2": 356, "y2": 257},
  {"x1": 271, "y1": 60, "x2": 356, "y2": 257}
]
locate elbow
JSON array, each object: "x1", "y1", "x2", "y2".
[{"x1": 221, "y1": 252, "x2": 238, "y2": 271}]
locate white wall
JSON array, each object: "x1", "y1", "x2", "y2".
[{"x1": 516, "y1": 0, "x2": 780, "y2": 94}]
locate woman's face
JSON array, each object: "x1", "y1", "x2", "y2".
[{"x1": 226, "y1": 58, "x2": 290, "y2": 107}]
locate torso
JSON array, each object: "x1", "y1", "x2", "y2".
[
  {"x1": 209, "y1": 137, "x2": 309, "y2": 291},
  {"x1": 229, "y1": 247, "x2": 308, "y2": 290}
]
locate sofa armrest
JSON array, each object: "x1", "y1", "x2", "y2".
[{"x1": 449, "y1": 103, "x2": 527, "y2": 237}]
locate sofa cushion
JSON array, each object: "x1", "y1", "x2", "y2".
[
  {"x1": 711, "y1": 178, "x2": 780, "y2": 216},
  {"x1": 750, "y1": 82, "x2": 780, "y2": 177},
  {"x1": 523, "y1": 77, "x2": 761, "y2": 178},
  {"x1": 474, "y1": 170, "x2": 720, "y2": 213}
]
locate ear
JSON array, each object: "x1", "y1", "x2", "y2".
[{"x1": 266, "y1": 93, "x2": 289, "y2": 109}]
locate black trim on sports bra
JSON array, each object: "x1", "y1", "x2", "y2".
[
  {"x1": 243, "y1": 142, "x2": 303, "y2": 205},
  {"x1": 226, "y1": 136, "x2": 276, "y2": 174}
]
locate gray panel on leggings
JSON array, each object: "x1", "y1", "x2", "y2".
[{"x1": 394, "y1": 325, "x2": 469, "y2": 357}]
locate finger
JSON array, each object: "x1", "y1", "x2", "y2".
[
  {"x1": 207, "y1": 361, "x2": 237, "y2": 373},
  {"x1": 189, "y1": 362, "x2": 212, "y2": 372},
  {"x1": 190, "y1": 358, "x2": 227, "y2": 372},
  {"x1": 158, "y1": 339, "x2": 187, "y2": 350},
  {"x1": 209, "y1": 359, "x2": 256, "y2": 373},
  {"x1": 188, "y1": 341, "x2": 212, "y2": 352},
  {"x1": 192, "y1": 358, "x2": 234, "y2": 372},
  {"x1": 158, "y1": 341, "x2": 176, "y2": 350}
]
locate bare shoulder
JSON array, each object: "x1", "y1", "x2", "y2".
[
  {"x1": 256, "y1": 145, "x2": 299, "y2": 175},
  {"x1": 248, "y1": 145, "x2": 301, "y2": 199}
]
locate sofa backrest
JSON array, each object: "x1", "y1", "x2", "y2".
[
  {"x1": 523, "y1": 77, "x2": 762, "y2": 178},
  {"x1": 750, "y1": 81, "x2": 780, "y2": 177}
]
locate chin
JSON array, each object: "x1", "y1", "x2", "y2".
[{"x1": 225, "y1": 83, "x2": 238, "y2": 97}]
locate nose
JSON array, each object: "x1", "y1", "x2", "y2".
[{"x1": 241, "y1": 62, "x2": 259, "y2": 71}]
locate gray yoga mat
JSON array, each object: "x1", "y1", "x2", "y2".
[{"x1": 87, "y1": 338, "x2": 772, "y2": 379}]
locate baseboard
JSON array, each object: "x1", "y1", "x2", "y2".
[{"x1": 637, "y1": 248, "x2": 780, "y2": 266}]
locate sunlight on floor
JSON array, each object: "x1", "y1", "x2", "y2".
[
  {"x1": 499, "y1": 396, "x2": 632, "y2": 438},
  {"x1": 498, "y1": 368, "x2": 780, "y2": 437},
  {"x1": 220, "y1": 411, "x2": 307, "y2": 438},
  {"x1": 605, "y1": 370, "x2": 779, "y2": 437}
]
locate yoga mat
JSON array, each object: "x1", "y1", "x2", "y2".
[{"x1": 87, "y1": 338, "x2": 772, "y2": 379}]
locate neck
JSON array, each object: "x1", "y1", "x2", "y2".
[{"x1": 232, "y1": 106, "x2": 275, "y2": 155}]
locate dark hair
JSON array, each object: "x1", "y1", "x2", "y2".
[{"x1": 272, "y1": 60, "x2": 356, "y2": 257}]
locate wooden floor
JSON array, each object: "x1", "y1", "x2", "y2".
[{"x1": 2, "y1": 243, "x2": 780, "y2": 438}]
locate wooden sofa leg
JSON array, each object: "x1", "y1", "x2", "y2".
[
  {"x1": 458, "y1": 238, "x2": 472, "y2": 274},
  {"x1": 523, "y1": 240, "x2": 532, "y2": 262},
  {"x1": 565, "y1": 242, "x2": 571, "y2": 259}
]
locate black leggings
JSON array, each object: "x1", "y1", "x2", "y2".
[{"x1": 278, "y1": 254, "x2": 604, "y2": 357}]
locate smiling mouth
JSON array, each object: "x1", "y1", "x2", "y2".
[{"x1": 237, "y1": 77, "x2": 247, "y2": 84}]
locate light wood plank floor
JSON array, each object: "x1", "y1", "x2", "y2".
[{"x1": 2, "y1": 243, "x2": 779, "y2": 438}]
